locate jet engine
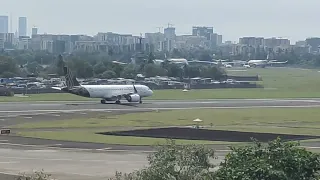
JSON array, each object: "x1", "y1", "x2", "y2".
[{"x1": 127, "y1": 94, "x2": 141, "y2": 102}]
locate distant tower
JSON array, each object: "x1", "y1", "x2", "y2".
[
  {"x1": 0, "y1": 16, "x2": 9, "y2": 33},
  {"x1": 18, "y1": 17, "x2": 27, "y2": 37},
  {"x1": 32, "y1": 26, "x2": 38, "y2": 36}
]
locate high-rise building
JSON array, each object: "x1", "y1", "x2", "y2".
[
  {"x1": 192, "y1": 26, "x2": 214, "y2": 40},
  {"x1": 32, "y1": 27, "x2": 38, "y2": 36},
  {"x1": 164, "y1": 27, "x2": 176, "y2": 39},
  {"x1": 19, "y1": 17, "x2": 27, "y2": 37},
  {"x1": 264, "y1": 37, "x2": 290, "y2": 48},
  {"x1": 0, "y1": 16, "x2": 8, "y2": 33},
  {"x1": 239, "y1": 37, "x2": 264, "y2": 47},
  {"x1": 217, "y1": 35, "x2": 222, "y2": 45}
]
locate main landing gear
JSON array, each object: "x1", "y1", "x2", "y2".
[
  {"x1": 100, "y1": 99, "x2": 121, "y2": 104},
  {"x1": 100, "y1": 97, "x2": 142, "y2": 104}
]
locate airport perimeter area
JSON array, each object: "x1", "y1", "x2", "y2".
[{"x1": 1, "y1": 68, "x2": 320, "y2": 179}]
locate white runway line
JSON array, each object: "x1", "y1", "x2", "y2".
[
  {"x1": 0, "y1": 161, "x2": 20, "y2": 164},
  {"x1": 23, "y1": 117, "x2": 32, "y2": 119},
  {"x1": 2, "y1": 104, "x2": 320, "y2": 114},
  {"x1": 96, "y1": 148, "x2": 112, "y2": 151}
]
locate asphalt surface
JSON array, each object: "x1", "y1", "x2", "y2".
[
  {"x1": 1, "y1": 98, "x2": 320, "y2": 179},
  {"x1": 2, "y1": 98, "x2": 320, "y2": 112}
]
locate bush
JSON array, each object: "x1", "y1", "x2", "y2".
[
  {"x1": 16, "y1": 170, "x2": 55, "y2": 180},
  {"x1": 18, "y1": 138, "x2": 320, "y2": 180},
  {"x1": 215, "y1": 137, "x2": 320, "y2": 180}
]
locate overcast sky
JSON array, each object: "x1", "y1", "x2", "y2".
[{"x1": 1, "y1": 0, "x2": 320, "y2": 43}]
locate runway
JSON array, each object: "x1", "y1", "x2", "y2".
[
  {"x1": 1, "y1": 98, "x2": 320, "y2": 179},
  {"x1": 2, "y1": 98, "x2": 320, "y2": 113}
]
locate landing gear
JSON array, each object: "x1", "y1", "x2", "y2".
[
  {"x1": 100, "y1": 99, "x2": 106, "y2": 104},
  {"x1": 139, "y1": 97, "x2": 142, "y2": 104},
  {"x1": 115, "y1": 95, "x2": 121, "y2": 104}
]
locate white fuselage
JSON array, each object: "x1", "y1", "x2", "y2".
[
  {"x1": 248, "y1": 60, "x2": 268, "y2": 66},
  {"x1": 81, "y1": 84, "x2": 153, "y2": 99}
]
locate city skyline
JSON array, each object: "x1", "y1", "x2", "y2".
[{"x1": 2, "y1": 0, "x2": 320, "y2": 43}]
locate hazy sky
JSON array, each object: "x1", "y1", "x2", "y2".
[{"x1": 2, "y1": 0, "x2": 320, "y2": 43}]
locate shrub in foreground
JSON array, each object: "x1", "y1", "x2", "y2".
[{"x1": 18, "y1": 138, "x2": 320, "y2": 180}]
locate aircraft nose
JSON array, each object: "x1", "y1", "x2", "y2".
[{"x1": 149, "y1": 89, "x2": 153, "y2": 95}]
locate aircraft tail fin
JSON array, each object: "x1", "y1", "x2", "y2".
[
  {"x1": 63, "y1": 66, "x2": 80, "y2": 89},
  {"x1": 58, "y1": 55, "x2": 80, "y2": 89}
]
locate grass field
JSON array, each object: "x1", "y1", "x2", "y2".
[
  {"x1": 14, "y1": 108, "x2": 320, "y2": 145},
  {"x1": 1, "y1": 67, "x2": 320, "y2": 102}
]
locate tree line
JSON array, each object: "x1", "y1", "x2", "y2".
[
  {"x1": 17, "y1": 138, "x2": 320, "y2": 180},
  {"x1": 0, "y1": 51, "x2": 226, "y2": 80},
  {"x1": 1, "y1": 47, "x2": 320, "y2": 79}
]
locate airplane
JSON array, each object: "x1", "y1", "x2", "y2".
[
  {"x1": 52, "y1": 66, "x2": 153, "y2": 104},
  {"x1": 231, "y1": 55, "x2": 288, "y2": 68}
]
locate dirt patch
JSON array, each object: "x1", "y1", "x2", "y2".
[{"x1": 97, "y1": 127, "x2": 319, "y2": 142}]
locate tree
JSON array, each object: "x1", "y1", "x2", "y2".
[
  {"x1": 1, "y1": 71, "x2": 16, "y2": 78},
  {"x1": 69, "y1": 58, "x2": 94, "y2": 78},
  {"x1": 0, "y1": 56, "x2": 18, "y2": 75},
  {"x1": 147, "y1": 52, "x2": 155, "y2": 64},
  {"x1": 101, "y1": 70, "x2": 117, "y2": 79},
  {"x1": 215, "y1": 137, "x2": 320, "y2": 180},
  {"x1": 200, "y1": 66, "x2": 226, "y2": 80},
  {"x1": 93, "y1": 61, "x2": 107, "y2": 75},
  {"x1": 112, "y1": 63, "x2": 124, "y2": 77},
  {"x1": 183, "y1": 65, "x2": 201, "y2": 78},
  {"x1": 121, "y1": 64, "x2": 139, "y2": 79},
  {"x1": 144, "y1": 63, "x2": 166, "y2": 77},
  {"x1": 26, "y1": 61, "x2": 41, "y2": 74},
  {"x1": 109, "y1": 139, "x2": 216, "y2": 180},
  {"x1": 166, "y1": 64, "x2": 184, "y2": 78}
]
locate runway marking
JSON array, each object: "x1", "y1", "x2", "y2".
[
  {"x1": 96, "y1": 148, "x2": 112, "y2": 151},
  {"x1": 0, "y1": 112, "x2": 58, "y2": 118},
  {"x1": 301, "y1": 146, "x2": 320, "y2": 149},
  {"x1": 68, "y1": 172, "x2": 101, "y2": 177},
  {"x1": 0, "y1": 155, "x2": 73, "y2": 161},
  {"x1": 2, "y1": 105, "x2": 320, "y2": 113},
  {"x1": 6, "y1": 115, "x2": 18, "y2": 117},
  {"x1": 0, "y1": 140, "x2": 8, "y2": 142},
  {"x1": 79, "y1": 159, "x2": 106, "y2": 162},
  {"x1": 25, "y1": 150, "x2": 58, "y2": 153},
  {"x1": 0, "y1": 119, "x2": 5, "y2": 121},
  {"x1": 23, "y1": 117, "x2": 32, "y2": 119},
  {"x1": 0, "y1": 161, "x2": 20, "y2": 164},
  {"x1": 51, "y1": 114, "x2": 61, "y2": 117}
]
